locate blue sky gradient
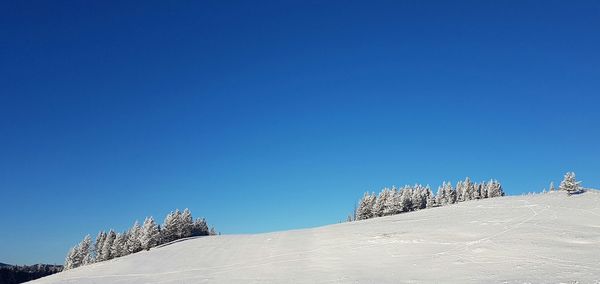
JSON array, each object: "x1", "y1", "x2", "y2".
[{"x1": 1, "y1": 0, "x2": 599, "y2": 264}]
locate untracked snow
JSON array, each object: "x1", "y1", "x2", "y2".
[{"x1": 31, "y1": 191, "x2": 600, "y2": 283}]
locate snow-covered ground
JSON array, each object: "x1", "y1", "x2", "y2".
[{"x1": 31, "y1": 191, "x2": 600, "y2": 283}]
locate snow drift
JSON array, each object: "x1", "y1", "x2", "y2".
[{"x1": 31, "y1": 190, "x2": 600, "y2": 283}]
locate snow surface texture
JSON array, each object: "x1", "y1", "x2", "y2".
[{"x1": 31, "y1": 191, "x2": 600, "y2": 283}]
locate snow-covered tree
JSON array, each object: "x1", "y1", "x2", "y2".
[
  {"x1": 355, "y1": 192, "x2": 376, "y2": 220},
  {"x1": 480, "y1": 182, "x2": 489, "y2": 198},
  {"x1": 436, "y1": 182, "x2": 456, "y2": 205},
  {"x1": 62, "y1": 209, "x2": 216, "y2": 267},
  {"x1": 126, "y1": 221, "x2": 143, "y2": 254},
  {"x1": 473, "y1": 183, "x2": 482, "y2": 199},
  {"x1": 559, "y1": 172, "x2": 582, "y2": 195},
  {"x1": 191, "y1": 217, "x2": 209, "y2": 236},
  {"x1": 464, "y1": 177, "x2": 475, "y2": 201},
  {"x1": 486, "y1": 179, "x2": 505, "y2": 197},
  {"x1": 140, "y1": 217, "x2": 161, "y2": 250},
  {"x1": 425, "y1": 186, "x2": 435, "y2": 208},
  {"x1": 549, "y1": 181, "x2": 555, "y2": 192},
  {"x1": 101, "y1": 230, "x2": 116, "y2": 260},
  {"x1": 455, "y1": 181, "x2": 465, "y2": 202},
  {"x1": 64, "y1": 235, "x2": 93, "y2": 269},
  {"x1": 383, "y1": 189, "x2": 402, "y2": 215},
  {"x1": 63, "y1": 246, "x2": 79, "y2": 270},
  {"x1": 94, "y1": 231, "x2": 106, "y2": 262},
  {"x1": 435, "y1": 184, "x2": 445, "y2": 205},
  {"x1": 372, "y1": 188, "x2": 391, "y2": 217},
  {"x1": 180, "y1": 208, "x2": 194, "y2": 238},
  {"x1": 80, "y1": 235, "x2": 94, "y2": 265},
  {"x1": 111, "y1": 233, "x2": 128, "y2": 258},
  {"x1": 162, "y1": 210, "x2": 182, "y2": 243},
  {"x1": 446, "y1": 182, "x2": 457, "y2": 204},
  {"x1": 411, "y1": 185, "x2": 428, "y2": 210},
  {"x1": 400, "y1": 187, "x2": 413, "y2": 212}
]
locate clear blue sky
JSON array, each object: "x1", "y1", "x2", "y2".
[{"x1": 1, "y1": 0, "x2": 599, "y2": 265}]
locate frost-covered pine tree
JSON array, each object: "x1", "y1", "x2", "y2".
[
  {"x1": 63, "y1": 246, "x2": 79, "y2": 270},
  {"x1": 486, "y1": 180, "x2": 505, "y2": 197},
  {"x1": 411, "y1": 185, "x2": 428, "y2": 210},
  {"x1": 483, "y1": 181, "x2": 493, "y2": 199},
  {"x1": 559, "y1": 172, "x2": 582, "y2": 195},
  {"x1": 102, "y1": 230, "x2": 116, "y2": 260},
  {"x1": 372, "y1": 188, "x2": 391, "y2": 217},
  {"x1": 126, "y1": 221, "x2": 143, "y2": 254},
  {"x1": 435, "y1": 184, "x2": 446, "y2": 206},
  {"x1": 480, "y1": 181, "x2": 489, "y2": 199},
  {"x1": 64, "y1": 235, "x2": 93, "y2": 269},
  {"x1": 473, "y1": 183, "x2": 482, "y2": 200},
  {"x1": 387, "y1": 188, "x2": 405, "y2": 215},
  {"x1": 111, "y1": 233, "x2": 128, "y2": 258},
  {"x1": 140, "y1": 217, "x2": 161, "y2": 250},
  {"x1": 400, "y1": 187, "x2": 413, "y2": 212},
  {"x1": 436, "y1": 182, "x2": 455, "y2": 205},
  {"x1": 94, "y1": 231, "x2": 106, "y2": 262},
  {"x1": 355, "y1": 192, "x2": 376, "y2": 220},
  {"x1": 383, "y1": 188, "x2": 401, "y2": 216},
  {"x1": 464, "y1": 177, "x2": 474, "y2": 201},
  {"x1": 455, "y1": 181, "x2": 465, "y2": 202},
  {"x1": 209, "y1": 227, "x2": 217, "y2": 235},
  {"x1": 162, "y1": 210, "x2": 182, "y2": 243},
  {"x1": 549, "y1": 181, "x2": 555, "y2": 192},
  {"x1": 425, "y1": 186, "x2": 436, "y2": 208},
  {"x1": 445, "y1": 182, "x2": 457, "y2": 204},
  {"x1": 191, "y1": 217, "x2": 209, "y2": 236},
  {"x1": 80, "y1": 234, "x2": 94, "y2": 265},
  {"x1": 180, "y1": 208, "x2": 194, "y2": 238}
]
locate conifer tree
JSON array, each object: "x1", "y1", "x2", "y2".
[
  {"x1": 445, "y1": 182, "x2": 457, "y2": 204},
  {"x1": 180, "y1": 208, "x2": 194, "y2": 238},
  {"x1": 111, "y1": 233, "x2": 128, "y2": 258},
  {"x1": 63, "y1": 246, "x2": 79, "y2": 270},
  {"x1": 456, "y1": 181, "x2": 465, "y2": 202},
  {"x1": 486, "y1": 180, "x2": 505, "y2": 197},
  {"x1": 80, "y1": 235, "x2": 94, "y2": 265},
  {"x1": 102, "y1": 230, "x2": 116, "y2": 260},
  {"x1": 141, "y1": 217, "x2": 161, "y2": 250},
  {"x1": 464, "y1": 177, "x2": 474, "y2": 201},
  {"x1": 473, "y1": 183, "x2": 482, "y2": 199},
  {"x1": 191, "y1": 218, "x2": 209, "y2": 236},
  {"x1": 400, "y1": 187, "x2": 413, "y2": 212},
  {"x1": 372, "y1": 188, "x2": 391, "y2": 217},
  {"x1": 94, "y1": 231, "x2": 106, "y2": 262},
  {"x1": 559, "y1": 172, "x2": 582, "y2": 195},
  {"x1": 355, "y1": 192, "x2": 376, "y2": 220},
  {"x1": 126, "y1": 221, "x2": 143, "y2": 254},
  {"x1": 162, "y1": 210, "x2": 181, "y2": 243},
  {"x1": 425, "y1": 186, "x2": 435, "y2": 208},
  {"x1": 435, "y1": 184, "x2": 446, "y2": 206},
  {"x1": 480, "y1": 181, "x2": 489, "y2": 198},
  {"x1": 383, "y1": 189, "x2": 402, "y2": 215},
  {"x1": 411, "y1": 185, "x2": 427, "y2": 210}
]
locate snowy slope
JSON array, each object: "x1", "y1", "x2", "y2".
[{"x1": 31, "y1": 191, "x2": 600, "y2": 283}]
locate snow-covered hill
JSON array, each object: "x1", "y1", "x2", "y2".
[{"x1": 31, "y1": 191, "x2": 600, "y2": 283}]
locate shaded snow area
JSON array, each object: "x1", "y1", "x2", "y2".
[{"x1": 31, "y1": 191, "x2": 600, "y2": 283}]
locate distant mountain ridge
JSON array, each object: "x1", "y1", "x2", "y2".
[{"x1": 0, "y1": 263, "x2": 62, "y2": 284}]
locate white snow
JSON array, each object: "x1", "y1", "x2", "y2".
[{"x1": 31, "y1": 190, "x2": 600, "y2": 283}]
